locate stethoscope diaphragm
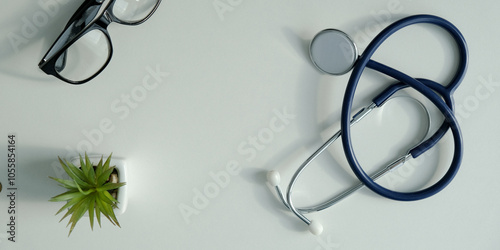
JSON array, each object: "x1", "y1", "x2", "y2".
[{"x1": 309, "y1": 29, "x2": 358, "y2": 75}]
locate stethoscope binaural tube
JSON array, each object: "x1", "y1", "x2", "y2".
[
  {"x1": 269, "y1": 93, "x2": 432, "y2": 235},
  {"x1": 341, "y1": 14, "x2": 467, "y2": 201}
]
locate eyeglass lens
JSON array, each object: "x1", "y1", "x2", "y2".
[
  {"x1": 55, "y1": 29, "x2": 111, "y2": 82},
  {"x1": 112, "y1": 0, "x2": 159, "y2": 23}
]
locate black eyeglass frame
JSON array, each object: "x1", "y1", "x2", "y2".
[{"x1": 38, "y1": 0, "x2": 162, "y2": 85}]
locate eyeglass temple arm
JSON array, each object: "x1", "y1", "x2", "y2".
[{"x1": 39, "y1": 1, "x2": 109, "y2": 68}]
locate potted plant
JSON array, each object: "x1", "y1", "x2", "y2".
[{"x1": 49, "y1": 153, "x2": 127, "y2": 236}]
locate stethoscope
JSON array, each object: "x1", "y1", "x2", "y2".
[{"x1": 267, "y1": 14, "x2": 468, "y2": 235}]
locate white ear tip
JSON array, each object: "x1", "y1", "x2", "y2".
[
  {"x1": 309, "y1": 220, "x2": 323, "y2": 235},
  {"x1": 267, "y1": 170, "x2": 281, "y2": 186}
]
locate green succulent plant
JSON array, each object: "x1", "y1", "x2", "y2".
[{"x1": 49, "y1": 153, "x2": 126, "y2": 236}]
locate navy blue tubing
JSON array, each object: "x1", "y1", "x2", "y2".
[{"x1": 341, "y1": 14, "x2": 468, "y2": 201}]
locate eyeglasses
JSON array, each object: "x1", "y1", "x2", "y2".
[{"x1": 38, "y1": 0, "x2": 162, "y2": 85}]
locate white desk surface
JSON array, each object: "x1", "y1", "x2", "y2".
[{"x1": 1, "y1": 1, "x2": 499, "y2": 249}]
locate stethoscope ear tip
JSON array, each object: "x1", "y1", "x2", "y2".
[
  {"x1": 309, "y1": 220, "x2": 323, "y2": 235},
  {"x1": 267, "y1": 170, "x2": 281, "y2": 186},
  {"x1": 267, "y1": 169, "x2": 324, "y2": 235}
]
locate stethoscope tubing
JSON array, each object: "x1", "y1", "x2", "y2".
[{"x1": 341, "y1": 14, "x2": 468, "y2": 201}]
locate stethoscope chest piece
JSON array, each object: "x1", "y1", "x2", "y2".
[{"x1": 309, "y1": 29, "x2": 358, "y2": 75}]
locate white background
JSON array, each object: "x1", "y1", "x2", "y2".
[{"x1": 0, "y1": 0, "x2": 499, "y2": 249}]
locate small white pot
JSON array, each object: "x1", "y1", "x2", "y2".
[{"x1": 70, "y1": 155, "x2": 128, "y2": 215}]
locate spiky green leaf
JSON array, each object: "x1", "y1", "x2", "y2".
[
  {"x1": 58, "y1": 157, "x2": 91, "y2": 189},
  {"x1": 95, "y1": 195, "x2": 116, "y2": 226},
  {"x1": 97, "y1": 190, "x2": 117, "y2": 205},
  {"x1": 67, "y1": 159, "x2": 92, "y2": 186},
  {"x1": 84, "y1": 153, "x2": 95, "y2": 182},
  {"x1": 88, "y1": 194, "x2": 96, "y2": 230},
  {"x1": 95, "y1": 202, "x2": 102, "y2": 228},
  {"x1": 104, "y1": 153, "x2": 113, "y2": 169},
  {"x1": 74, "y1": 180, "x2": 95, "y2": 196},
  {"x1": 88, "y1": 161, "x2": 97, "y2": 186},
  {"x1": 95, "y1": 156, "x2": 104, "y2": 180},
  {"x1": 104, "y1": 190, "x2": 120, "y2": 206},
  {"x1": 79, "y1": 154, "x2": 89, "y2": 177},
  {"x1": 67, "y1": 196, "x2": 92, "y2": 236},
  {"x1": 59, "y1": 195, "x2": 86, "y2": 223},
  {"x1": 98, "y1": 182, "x2": 126, "y2": 192},
  {"x1": 49, "y1": 190, "x2": 82, "y2": 202},
  {"x1": 54, "y1": 194, "x2": 85, "y2": 216},
  {"x1": 97, "y1": 191, "x2": 119, "y2": 226},
  {"x1": 97, "y1": 167, "x2": 115, "y2": 187},
  {"x1": 49, "y1": 177, "x2": 78, "y2": 189}
]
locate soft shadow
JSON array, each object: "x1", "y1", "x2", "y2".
[
  {"x1": 280, "y1": 27, "x2": 314, "y2": 70},
  {"x1": 241, "y1": 167, "x2": 308, "y2": 233},
  {"x1": 14, "y1": 146, "x2": 75, "y2": 203},
  {"x1": 0, "y1": 1, "x2": 82, "y2": 81}
]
